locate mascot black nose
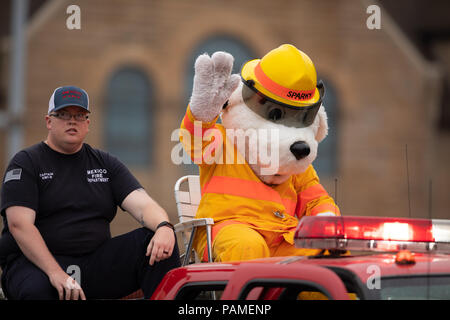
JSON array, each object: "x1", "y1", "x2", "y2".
[{"x1": 290, "y1": 141, "x2": 310, "y2": 160}]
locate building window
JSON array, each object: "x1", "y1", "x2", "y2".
[
  {"x1": 314, "y1": 78, "x2": 338, "y2": 177},
  {"x1": 105, "y1": 66, "x2": 153, "y2": 167},
  {"x1": 182, "y1": 35, "x2": 255, "y2": 174}
]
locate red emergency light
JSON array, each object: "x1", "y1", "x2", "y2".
[{"x1": 295, "y1": 216, "x2": 450, "y2": 253}]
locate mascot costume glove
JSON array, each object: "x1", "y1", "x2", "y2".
[{"x1": 189, "y1": 52, "x2": 240, "y2": 122}]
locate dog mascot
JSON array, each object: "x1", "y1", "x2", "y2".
[{"x1": 180, "y1": 44, "x2": 339, "y2": 262}]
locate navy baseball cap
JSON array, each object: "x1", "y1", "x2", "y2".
[{"x1": 48, "y1": 85, "x2": 90, "y2": 114}]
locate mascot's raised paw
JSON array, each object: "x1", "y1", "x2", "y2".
[{"x1": 189, "y1": 51, "x2": 240, "y2": 122}]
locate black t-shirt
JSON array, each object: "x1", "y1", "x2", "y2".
[{"x1": 0, "y1": 142, "x2": 142, "y2": 265}]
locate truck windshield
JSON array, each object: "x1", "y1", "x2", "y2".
[{"x1": 380, "y1": 276, "x2": 450, "y2": 300}]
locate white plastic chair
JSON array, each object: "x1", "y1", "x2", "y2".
[{"x1": 174, "y1": 175, "x2": 214, "y2": 266}]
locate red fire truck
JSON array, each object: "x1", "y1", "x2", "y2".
[{"x1": 151, "y1": 216, "x2": 450, "y2": 300}]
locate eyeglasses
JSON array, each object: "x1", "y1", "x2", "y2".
[
  {"x1": 241, "y1": 78, "x2": 324, "y2": 128},
  {"x1": 49, "y1": 111, "x2": 89, "y2": 121}
]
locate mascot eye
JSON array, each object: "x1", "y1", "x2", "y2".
[{"x1": 267, "y1": 108, "x2": 284, "y2": 121}]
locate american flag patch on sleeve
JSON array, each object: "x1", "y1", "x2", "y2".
[{"x1": 4, "y1": 168, "x2": 22, "y2": 183}]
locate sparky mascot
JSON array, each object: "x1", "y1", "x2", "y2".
[{"x1": 180, "y1": 44, "x2": 339, "y2": 262}]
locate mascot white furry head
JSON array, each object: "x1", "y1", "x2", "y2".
[{"x1": 189, "y1": 44, "x2": 328, "y2": 184}]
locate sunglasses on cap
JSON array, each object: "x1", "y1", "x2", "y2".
[{"x1": 240, "y1": 78, "x2": 325, "y2": 128}]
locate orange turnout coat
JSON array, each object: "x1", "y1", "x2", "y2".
[{"x1": 180, "y1": 106, "x2": 339, "y2": 262}]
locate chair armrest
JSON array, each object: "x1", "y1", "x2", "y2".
[{"x1": 174, "y1": 218, "x2": 214, "y2": 233}]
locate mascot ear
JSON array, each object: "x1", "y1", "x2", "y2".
[{"x1": 315, "y1": 105, "x2": 328, "y2": 142}]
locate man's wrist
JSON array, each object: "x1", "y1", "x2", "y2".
[{"x1": 155, "y1": 221, "x2": 175, "y2": 232}]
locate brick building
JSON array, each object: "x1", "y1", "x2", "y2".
[{"x1": 0, "y1": 0, "x2": 449, "y2": 238}]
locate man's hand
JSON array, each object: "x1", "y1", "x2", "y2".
[
  {"x1": 146, "y1": 226, "x2": 176, "y2": 266},
  {"x1": 48, "y1": 269, "x2": 86, "y2": 300},
  {"x1": 122, "y1": 189, "x2": 177, "y2": 266}
]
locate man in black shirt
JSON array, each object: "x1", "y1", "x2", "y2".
[{"x1": 0, "y1": 85, "x2": 180, "y2": 300}]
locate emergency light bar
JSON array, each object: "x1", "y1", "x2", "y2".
[{"x1": 294, "y1": 216, "x2": 450, "y2": 253}]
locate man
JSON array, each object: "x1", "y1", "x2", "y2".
[{"x1": 0, "y1": 85, "x2": 180, "y2": 300}]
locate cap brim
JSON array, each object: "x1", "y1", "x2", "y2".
[
  {"x1": 49, "y1": 103, "x2": 90, "y2": 114},
  {"x1": 241, "y1": 59, "x2": 320, "y2": 108}
]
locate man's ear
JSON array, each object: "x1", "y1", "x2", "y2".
[
  {"x1": 45, "y1": 115, "x2": 52, "y2": 130},
  {"x1": 315, "y1": 105, "x2": 328, "y2": 142}
]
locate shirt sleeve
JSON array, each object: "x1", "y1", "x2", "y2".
[
  {"x1": 293, "y1": 165, "x2": 340, "y2": 217},
  {"x1": 180, "y1": 105, "x2": 223, "y2": 167},
  {"x1": 106, "y1": 153, "x2": 142, "y2": 207},
  {"x1": 0, "y1": 151, "x2": 39, "y2": 217}
]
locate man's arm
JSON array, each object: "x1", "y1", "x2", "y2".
[
  {"x1": 6, "y1": 206, "x2": 86, "y2": 300},
  {"x1": 121, "y1": 189, "x2": 176, "y2": 265}
]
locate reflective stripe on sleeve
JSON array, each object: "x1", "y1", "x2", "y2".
[{"x1": 295, "y1": 184, "x2": 330, "y2": 217}]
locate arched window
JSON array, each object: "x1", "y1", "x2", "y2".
[
  {"x1": 104, "y1": 66, "x2": 153, "y2": 167},
  {"x1": 314, "y1": 78, "x2": 338, "y2": 177},
  {"x1": 182, "y1": 35, "x2": 255, "y2": 174}
]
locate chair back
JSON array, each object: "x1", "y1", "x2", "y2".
[{"x1": 174, "y1": 175, "x2": 201, "y2": 223}]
